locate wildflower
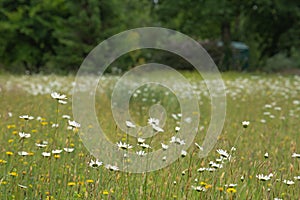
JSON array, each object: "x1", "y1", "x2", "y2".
[
  {"x1": 117, "y1": 141, "x2": 133, "y2": 150},
  {"x1": 35, "y1": 143, "x2": 47, "y2": 148},
  {"x1": 136, "y1": 150, "x2": 147, "y2": 157},
  {"x1": 6, "y1": 151, "x2": 13, "y2": 156},
  {"x1": 264, "y1": 152, "x2": 269, "y2": 158},
  {"x1": 52, "y1": 150, "x2": 63, "y2": 154},
  {"x1": 162, "y1": 156, "x2": 167, "y2": 161},
  {"x1": 282, "y1": 179, "x2": 295, "y2": 185},
  {"x1": 216, "y1": 149, "x2": 230, "y2": 158},
  {"x1": 231, "y1": 147, "x2": 236, "y2": 151},
  {"x1": 175, "y1": 126, "x2": 180, "y2": 132},
  {"x1": 197, "y1": 168, "x2": 206, "y2": 172},
  {"x1": 152, "y1": 125, "x2": 164, "y2": 132},
  {"x1": 191, "y1": 186, "x2": 206, "y2": 192},
  {"x1": 209, "y1": 161, "x2": 223, "y2": 169},
  {"x1": 125, "y1": 121, "x2": 136, "y2": 128},
  {"x1": 58, "y1": 100, "x2": 67, "y2": 104},
  {"x1": 9, "y1": 172, "x2": 18, "y2": 177},
  {"x1": 19, "y1": 132, "x2": 31, "y2": 139},
  {"x1": 51, "y1": 123, "x2": 59, "y2": 128},
  {"x1": 241, "y1": 176, "x2": 245, "y2": 182},
  {"x1": 148, "y1": 118, "x2": 159, "y2": 126},
  {"x1": 294, "y1": 176, "x2": 300, "y2": 180},
  {"x1": 19, "y1": 115, "x2": 34, "y2": 120},
  {"x1": 54, "y1": 155, "x2": 60, "y2": 159},
  {"x1": 206, "y1": 168, "x2": 216, "y2": 172},
  {"x1": 170, "y1": 136, "x2": 185, "y2": 145},
  {"x1": 18, "y1": 151, "x2": 29, "y2": 156},
  {"x1": 137, "y1": 138, "x2": 145, "y2": 144},
  {"x1": 139, "y1": 143, "x2": 151, "y2": 149},
  {"x1": 67, "y1": 182, "x2": 76, "y2": 186},
  {"x1": 217, "y1": 187, "x2": 224, "y2": 192},
  {"x1": 42, "y1": 152, "x2": 51, "y2": 157},
  {"x1": 0, "y1": 159, "x2": 7, "y2": 164},
  {"x1": 102, "y1": 190, "x2": 109, "y2": 195},
  {"x1": 181, "y1": 150, "x2": 187, "y2": 157},
  {"x1": 242, "y1": 121, "x2": 250, "y2": 128},
  {"x1": 182, "y1": 170, "x2": 186, "y2": 175},
  {"x1": 195, "y1": 143, "x2": 203, "y2": 151},
  {"x1": 51, "y1": 92, "x2": 67, "y2": 100},
  {"x1": 68, "y1": 120, "x2": 80, "y2": 128},
  {"x1": 89, "y1": 159, "x2": 103, "y2": 168},
  {"x1": 225, "y1": 183, "x2": 237, "y2": 188},
  {"x1": 226, "y1": 188, "x2": 237, "y2": 193},
  {"x1": 86, "y1": 179, "x2": 94, "y2": 183},
  {"x1": 18, "y1": 184, "x2": 27, "y2": 189},
  {"x1": 63, "y1": 148, "x2": 75, "y2": 153},
  {"x1": 292, "y1": 153, "x2": 300, "y2": 158},
  {"x1": 161, "y1": 143, "x2": 169, "y2": 150},
  {"x1": 62, "y1": 115, "x2": 71, "y2": 119},
  {"x1": 105, "y1": 164, "x2": 119, "y2": 171},
  {"x1": 256, "y1": 173, "x2": 273, "y2": 181}
]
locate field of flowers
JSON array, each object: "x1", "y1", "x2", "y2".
[{"x1": 0, "y1": 72, "x2": 299, "y2": 200}]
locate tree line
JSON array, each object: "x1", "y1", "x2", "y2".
[{"x1": 0, "y1": 0, "x2": 299, "y2": 74}]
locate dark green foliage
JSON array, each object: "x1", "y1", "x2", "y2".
[{"x1": 0, "y1": 0, "x2": 299, "y2": 74}]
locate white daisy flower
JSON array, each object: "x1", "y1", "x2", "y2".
[
  {"x1": 152, "y1": 125, "x2": 164, "y2": 132},
  {"x1": 18, "y1": 151, "x2": 29, "y2": 156},
  {"x1": 197, "y1": 168, "x2": 206, "y2": 172},
  {"x1": 105, "y1": 164, "x2": 119, "y2": 171},
  {"x1": 51, "y1": 92, "x2": 67, "y2": 100},
  {"x1": 256, "y1": 173, "x2": 272, "y2": 181},
  {"x1": 117, "y1": 141, "x2": 133, "y2": 150},
  {"x1": 216, "y1": 149, "x2": 230, "y2": 158},
  {"x1": 282, "y1": 179, "x2": 295, "y2": 185},
  {"x1": 161, "y1": 143, "x2": 169, "y2": 150},
  {"x1": 18, "y1": 184, "x2": 28, "y2": 189},
  {"x1": 242, "y1": 121, "x2": 250, "y2": 128},
  {"x1": 68, "y1": 120, "x2": 80, "y2": 128},
  {"x1": 42, "y1": 152, "x2": 51, "y2": 157},
  {"x1": 19, "y1": 115, "x2": 34, "y2": 120},
  {"x1": 52, "y1": 149, "x2": 63, "y2": 154},
  {"x1": 125, "y1": 121, "x2": 136, "y2": 128},
  {"x1": 58, "y1": 100, "x2": 67, "y2": 104},
  {"x1": 52, "y1": 123, "x2": 59, "y2": 128},
  {"x1": 264, "y1": 152, "x2": 269, "y2": 158},
  {"x1": 89, "y1": 159, "x2": 103, "y2": 168},
  {"x1": 175, "y1": 126, "x2": 180, "y2": 132},
  {"x1": 191, "y1": 185, "x2": 206, "y2": 192},
  {"x1": 137, "y1": 138, "x2": 145, "y2": 144},
  {"x1": 62, "y1": 115, "x2": 71, "y2": 119},
  {"x1": 294, "y1": 176, "x2": 300, "y2": 180},
  {"x1": 148, "y1": 118, "x2": 159, "y2": 126},
  {"x1": 19, "y1": 132, "x2": 31, "y2": 139},
  {"x1": 63, "y1": 148, "x2": 75, "y2": 153},
  {"x1": 139, "y1": 143, "x2": 151, "y2": 149},
  {"x1": 170, "y1": 136, "x2": 185, "y2": 145},
  {"x1": 195, "y1": 143, "x2": 203, "y2": 151},
  {"x1": 35, "y1": 143, "x2": 47, "y2": 148},
  {"x1": 181, "y1": 150, "x2": 187, "y2": 157},
  {"x1": 162, "y1": 156, "x2": 167, "y2": 161},
  {"x1": 209, "y1": 161, "x2": 223, "y2": 169},
  {"x1": 136, "y1": 150, "x2": 147, "y2": 157},
  {"x1": 292, "y1": 153, "x2": 300, "y2": 158}
]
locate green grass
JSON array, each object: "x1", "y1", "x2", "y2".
[{"x1": 0, "y1": 72, "x2": 299, "y2": 199}]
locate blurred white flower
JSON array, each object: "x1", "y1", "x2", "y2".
[
  {"x1": 89, "y1": 159, "x2": 103, "y2": 168},
  {"x1": 19, "y1": 132, "x2": 31, "y2": 139},
  {"x1": 105, "y1": 164, "x2": 119, "y2": 171},
  {"x1": 52, "y1": 149, "x2": 63, "y2": 154},
  {"x1": 136, "y1": 150, "x2": 147, "y2": 157},
  {"x1": 137, "y1": 138, "x2": 145, "y2": 144},
  {"x1": 242, "y1": 121, "x2": 250, "y2": 128},
  {"x1": 63, "y1": 148, "x2": 75, "y2": 153},
  {"x1": 117, "y1": 141, "x2": 133, "y2": 150},
  {"x1": 18, "y1": 151, "x2": 29, "y2": 156},
  {"x1": 283, "y1": 179, "x2": 295, "y2": 185},
  {"x1": 139, "y1": 143, "x2": 151, "y2": 149},
  {"x1": 216, "y1": 149, "x2": 229, "y2": 158},
  {"x1": 42, "y1": 152, "x2": 51, "y2": 157},
  {"x1": 125, "y1": 121, "x2": 136, "y2": 128},
  {"x1": 170, "y1": 136, "x2": 185, "y2": 145},
  {"x1": 68, "y1": 120, "x2": 80, "y2": 128},
  {"x1": 292, "y1": 153, "x2": 300, "y2": 158},
  {"x1": 19, "y1": 115, "x2": 34, "y2": 120},
  {"x1": 161, "y1": 143, "x2": 169, "y2": 150},
  {"x1": 51, "y1": 92, "x2": 67, "y2": 100}
]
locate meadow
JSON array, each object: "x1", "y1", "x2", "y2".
[{"x1": 0, "y1": 72, "x2": 299, "y2": 200}]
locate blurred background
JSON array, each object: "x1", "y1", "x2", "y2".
[{"x1": 0, "y1": 0, "x2": 299, "y2": 75}]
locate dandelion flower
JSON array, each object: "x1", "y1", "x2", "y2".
[
  {"x1": 9, "y1": 172, "x2": 18, "y2": 177},
  {"x1": 226, "y1": 188, "x2": 237, "y2": 193},
  {"x1": 67, "y1": 182, "x2": 76, "y2": 186}
]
